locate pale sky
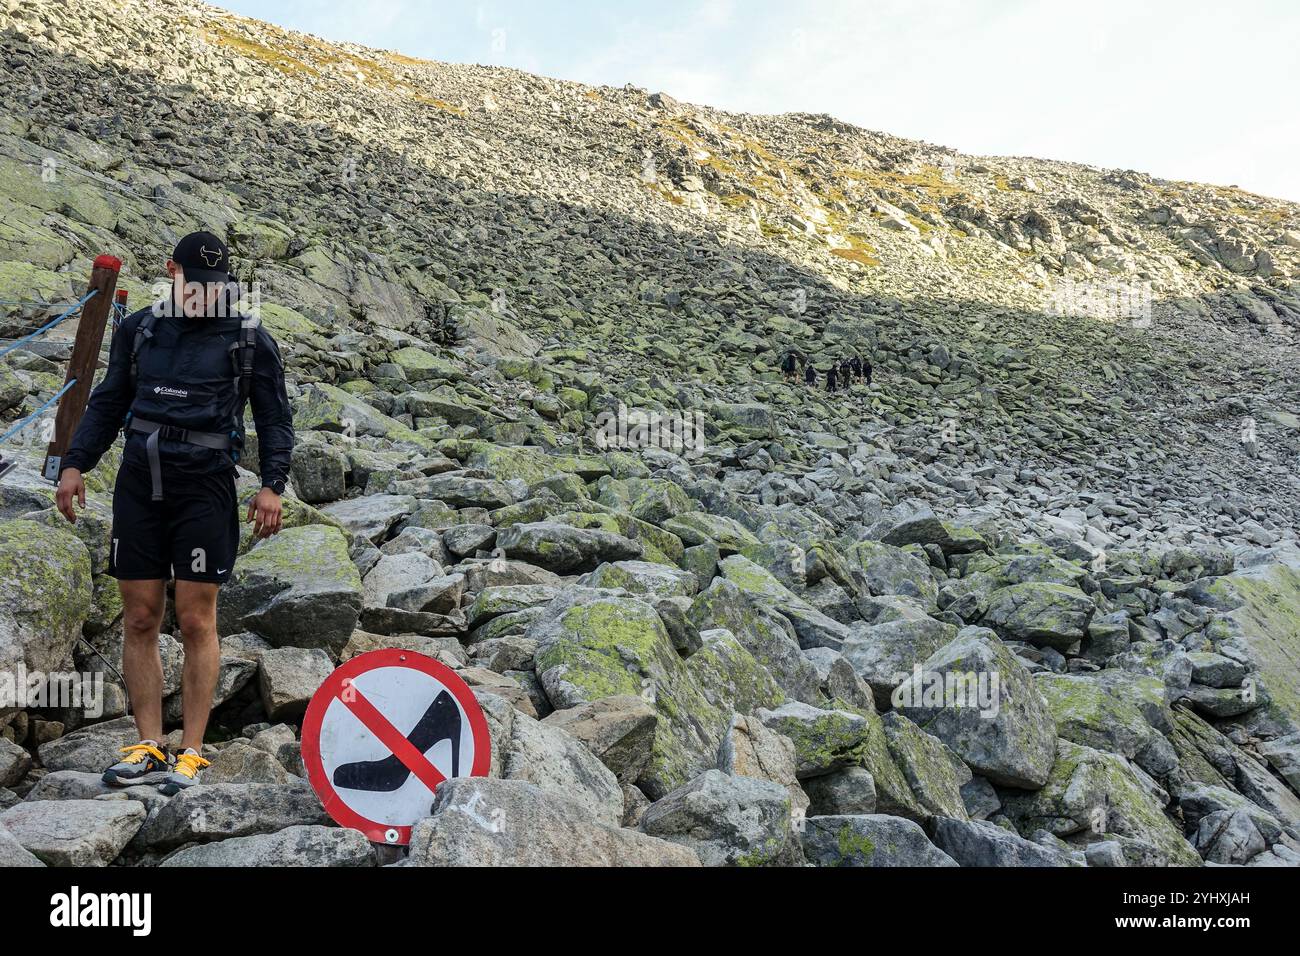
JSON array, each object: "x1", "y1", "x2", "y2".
[{"x1": 214, "y1": 0, "x2": 1300, "y2": 202}]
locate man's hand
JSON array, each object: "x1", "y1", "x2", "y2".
[
  {"x1": 247, "y1": 487, "x2": 283, "y2": 539},
  {"x1": 56, "y1": 469, "x2": 86, "y2": 524}
]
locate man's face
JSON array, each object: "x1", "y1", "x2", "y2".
[{"x1": 167, "y1": 260, "x2": 228, "y2": 317}]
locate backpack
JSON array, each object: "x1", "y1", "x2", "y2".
[
  {"x1": 128, "y1": 305, "x2": 259, "y2": 405},
  {"x1": 123, "y1": 304, "x2": 260, "y2": 500}
]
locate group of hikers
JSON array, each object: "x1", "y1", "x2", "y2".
[{"x1": 780, "y1": 350, "x2": 872, "y2": 392}]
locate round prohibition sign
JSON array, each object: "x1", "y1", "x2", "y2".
[{"x1": 301, "y1": 648, "x2": 491, "y2": 845}]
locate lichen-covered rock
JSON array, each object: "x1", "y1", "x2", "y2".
[
  {"x1": 218, "y1": 524, "x2": 362, "y2": 656},
  {"x1": 500, "y1": 708, "x2": 624, "y2": 826},
  {"x1": 625, "y1": 477, "x2": 694, "y2": 525},
  {"x1": 1256, "y1": 734, "x2": 1300, "y2": 791},
  {"x1": 640, "y1": 769, "x2": 801, "y2": 866},
  {"x1": 663, "y1": 512, "x2": 760, "y2": 554},
  {"x1": 981, "y1": 582, "x2": 1094, "y2": 651},
  {"x1": 803, "y1": 767, "x2": 877, "y2": 816},
  {"x1": 1193, "y1": 561, "x2": 1300, "y2": 733},
  {"x1": 290, "y1": 441, "x2": 348, "y2": 504},
  {"x1": 586, "y1": 559, "x2": 698, "y2": 598},
  {"x1": 718, "y1": 554, "x2": 850, "y2": 650},
  {"x1": 319, "y1": 494, "x2": 418, "y2": 544},
  {"x1": 204, "y1": 740, "x2": 296, "y2": 785},
  {"x1": 895, "y1": 627, "x2": 1057, "y2": 789},
  {"x1": 842, "y1": 615, "x2": 959, "y2": 708},
  {"x1": 496, "y1": 521, "x2": 642, "y2": 573},
  {"x1": 361, "y1": 551, "x2": 442, "y2": 608},
  {"x1": 417, "y1": 473, "x2": 515, "y2": 510},
  {"x1": 999, "y1": 739, "x2": 1202, "y2": 866},
  {"x1": 757, "y1": 701, "x2": 873, "y2": 778},
  {"x1": 801, "y1": 814, "x2": 957, "y2": 867},
  {"x1": 466, "y1": 584, "x2": 561, "y2": 628},
  {"x1": 689, "y1": 578, "x2": 822, "y2": 704},
  {"x1": 0, "y1": 798, "x2": 144, "y2": 866},
  {"x1": 878, "y1": 510, "x2": 989, "y2": 557},
  {"x1": 295, "y1": 382, "x2": 432, "y2": 448},
  {"x1": 408, "y1": 777, "x2": 699, "y2": 866},
  {"x1": 719, "y1": 714, "x2": 808, "y2": 817},
  {"x1": 748, "y1": 704, "x2": 907, "y2": 825},
  {"x1": 803, "y1": 647, "x2": 878, "y2": 713},
  {"x1": 930, "y1": 816, "x2": 1073, "y2": 867},
  {"x1": 134, "y1": 781, "x2": 329, "y2": 851},
  {"x1": 36, "y1": 715, "x2": 143, "y2": 774},
  {"x1": 257, "y1": 646, "x2": 334, "y2": 720},
  {"x1": 686, "y1": 628, "x2": 784, "y2": 716},
  {"x1": 160, "y1": 824, "x2": 376, "y2": 867},
  {"x1": 846, "y1": 540, "x2": 940, "y2": 608},
  {"x1": 1036, "y1": 673, "x2": 1155, "y2": 758},
  {"x1": 541, "y1": 695, "x2": 658, "y2": 785},
  {"x1": 881, "y1": 712, "x2": 971, "y2": 821},
  {"x1": 529, "y1": 589, "x2": 729, "y2": 798},
  {"x1": 0, "y1": 519, "x2": 93, "y2": 685}
]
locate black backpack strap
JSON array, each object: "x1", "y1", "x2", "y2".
[
  {"x1": 129, "y1": 308, "x2": 161, "y2": 390},
  {"x1": 231, "y1": 314, "x2": 260, "y2": 403}
]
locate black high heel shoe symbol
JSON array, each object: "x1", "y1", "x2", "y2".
[{"x1": 333, "y1": 689, "x2": 461, "y2": 792}]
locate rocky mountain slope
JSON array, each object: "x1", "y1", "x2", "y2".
[{"x1": 1, "y1": 0, "x2": 1299, "y2": 867}]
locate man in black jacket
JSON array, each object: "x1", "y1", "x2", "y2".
[{"x1": 55, "y1": 231, "x2": 294, "y2": 794}]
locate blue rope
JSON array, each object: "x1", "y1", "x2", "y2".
[
  {"x1": 0, "y1": 290, "x2": 97, "y2": 361},
  {"x1": 0, "y1": 377, "x2": 77, "y2": 445}
]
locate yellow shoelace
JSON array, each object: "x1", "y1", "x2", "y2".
[
  {"x1": 119, "y1": 743, "x2": 166, "y2": 765},
  {"x1": 173, "y1": 752, "x2": 211, "y2": 779}
]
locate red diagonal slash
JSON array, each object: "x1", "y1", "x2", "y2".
[{"x1": 338, "y1": 680, "x2": 446, "y2": 793}]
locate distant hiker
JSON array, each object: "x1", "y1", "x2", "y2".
[
  {"x1": 826, "y1": 365, "x2": 839, "y2": 392},
  {"x1": 780, "y1": 350, "x2": 797, "y2": 381},
  {"x1": 55, "y1": 231, "x2": 294, "y2": 795},
  {"x1": 840, "y1": 359, "x2": 853, "y2": 385},
  {"x1": 863, "y1": 357, "x2": 873, "y2": 386},
  {"x1": 804, "y1": 363, "x2": 817, "y2": 387},
  {"x1": 850, "y1": 355, "x2": 862, "y2": 380}
]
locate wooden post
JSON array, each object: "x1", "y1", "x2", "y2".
[{"x1": 42, "y1": 254, "x2": 122, "y2": 483}]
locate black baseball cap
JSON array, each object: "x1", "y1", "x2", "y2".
[{"x1": 171, "y1": 231, "x2": 231, "y2": 283}]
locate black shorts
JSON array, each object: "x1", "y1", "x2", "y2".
[{"x1": 109, "y1": 461, "x2": 240, "y2": 584}]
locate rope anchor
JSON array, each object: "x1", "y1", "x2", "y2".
[{"x1": 0, "y1": 254, "x2": 122, "y2": 483}]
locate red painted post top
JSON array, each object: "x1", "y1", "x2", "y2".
[{"x1": 93, "y1": 254, "x2": 122, "y2": 272}]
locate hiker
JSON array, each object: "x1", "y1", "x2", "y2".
[
  {"x1": 54, "y1": 231, "x2": 294, "y2": 795},
  {"x1": 826, "y1": 365, "x2": 838, "y2": 392},
  {"x1": 850, "y1": 355, "x2": 861, "y2": 380},
  {"x1": 804, "y1": 362, "x2": 817, "y2": 387},
  {"x1": 862, "y1": 356, "x2": 873, "y2": 386},
  {"x1": 780, "y1": 350, "x2": 797, "y2": 381}
]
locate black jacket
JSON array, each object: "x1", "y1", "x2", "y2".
[{"x1": 62, "y1": 303, "x2": 294, "y2": 488}]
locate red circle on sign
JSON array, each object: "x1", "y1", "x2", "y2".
[{"x1": 301, "y1": 649, "x2": 492, "y2": 846}]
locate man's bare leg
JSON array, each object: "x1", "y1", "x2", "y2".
[
  {"x1": 119, "y1": 578, "x2": 167, "y2": 743},
  {"x1": 173, "y1": 579, "x2": 221, "y2": 752}
]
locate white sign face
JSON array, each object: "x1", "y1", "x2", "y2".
[{"x1": 302, "y1": 650, "x2": 491, "y2": 845}]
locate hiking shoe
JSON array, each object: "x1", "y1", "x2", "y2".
[
  {"x1": 103, "y1": 742, "x2": 172, "y2": 787},
  {"x1": 158, "y1": 749, "x2": 210, "y2": 796}
]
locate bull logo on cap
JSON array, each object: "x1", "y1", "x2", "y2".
[{"x1": 199, "y1": 245, "x2": 223, "y2": 268}]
